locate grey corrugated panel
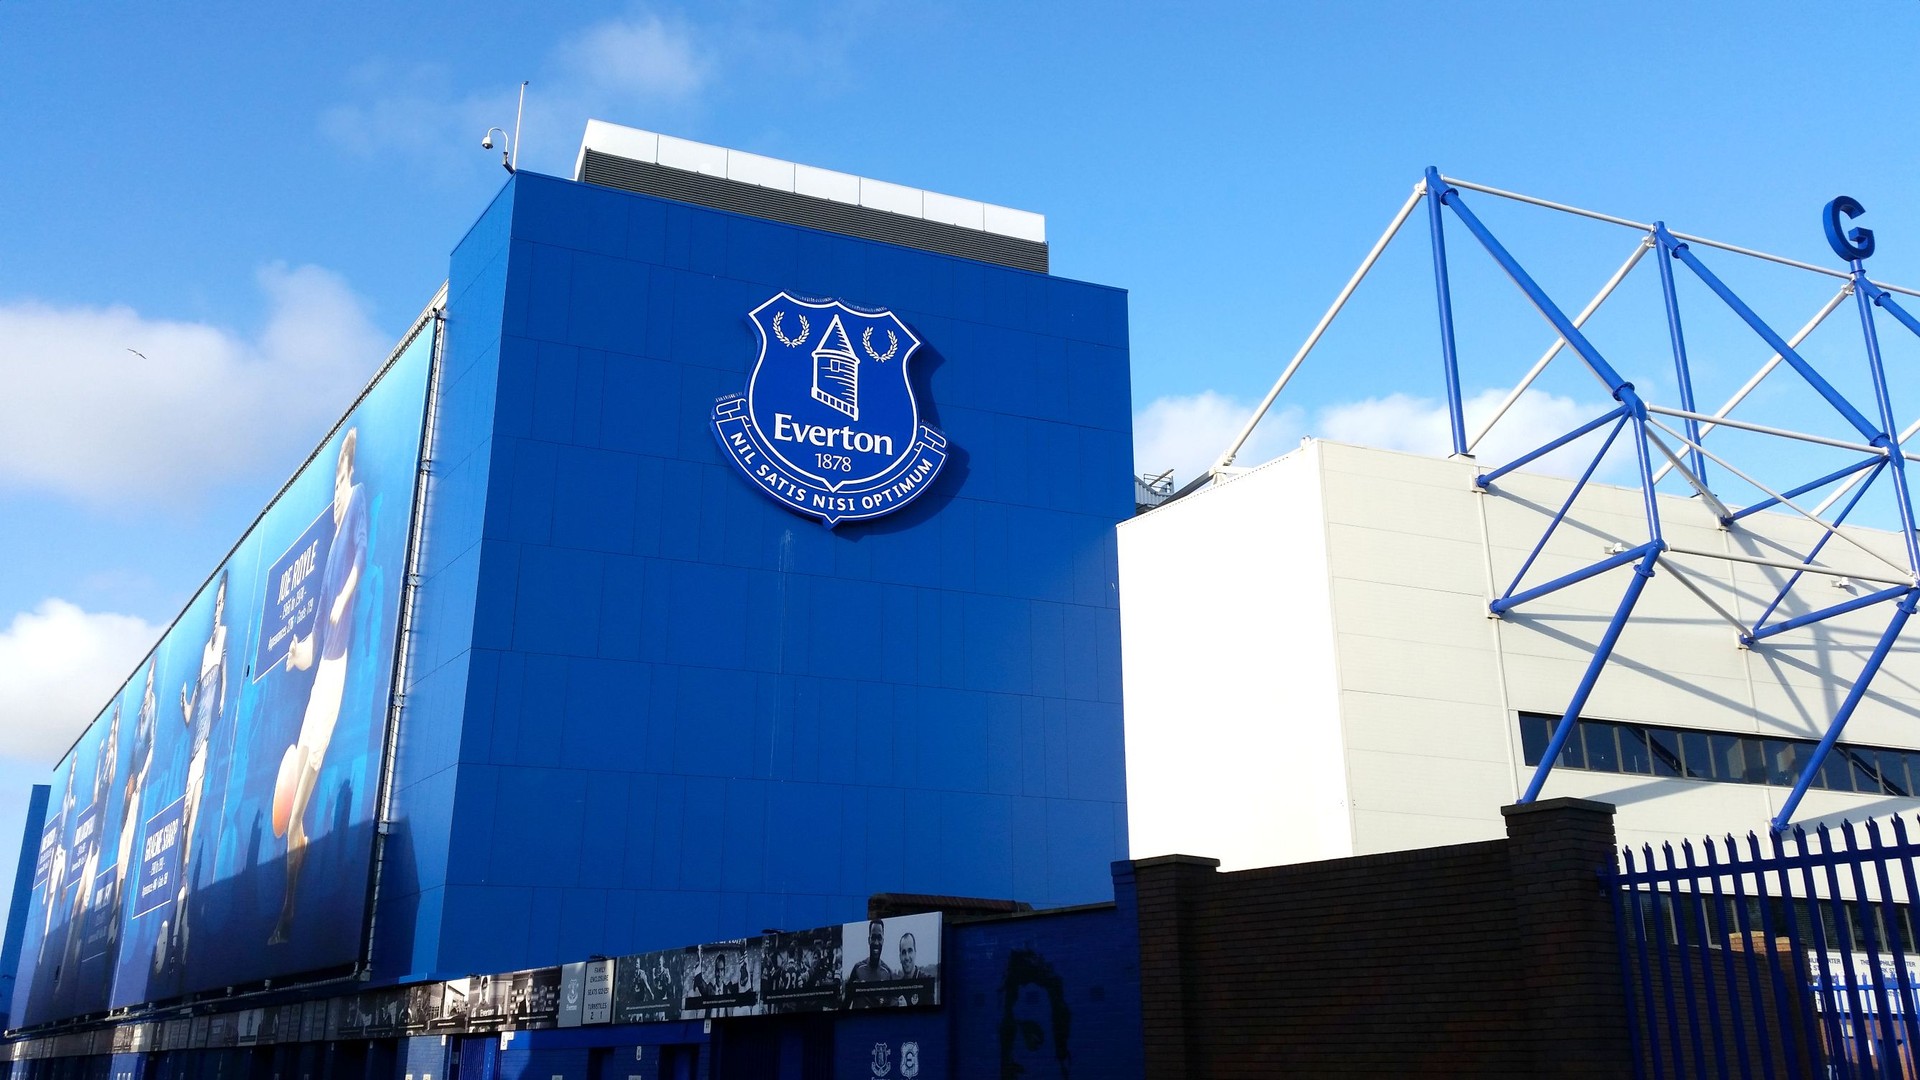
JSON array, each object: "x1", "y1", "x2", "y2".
[{"x1": 579, "y1": 151, "x2": 1049, "y2": 273}]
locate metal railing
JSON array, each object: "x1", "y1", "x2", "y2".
[{"x1": 1612, "y1": 815, "x2": 1920, "y2": 1078}]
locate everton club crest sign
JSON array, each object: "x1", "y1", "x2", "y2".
[{"x1": 712, "y1": 293, "x2": 949, "y2": 527}]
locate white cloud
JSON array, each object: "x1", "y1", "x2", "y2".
[
  {"x1": 0, "y1": 264, "x2": 385, "y2": 504},
  {"x1": 0, "y1": 600, "x2": 160, "y2": 766},
  {"x1": 1320, "y1": 387, "x2": 1621, "y2": 479},
  {"x1": 557, "y1": 14, "x2": 707, "y2": 100},
  {"x1": 1133, "y1": 391, "x2": 1302, "y2": 490},
  {"x1": 322, "y1": 12, "x2": 709, "y2": 176},
  {"x1": 1135, "y1": 386, "x2": 1623, "y2": 492},
  {"x1": 318, "y1": 62, "x2": 481, "y2": 160}
]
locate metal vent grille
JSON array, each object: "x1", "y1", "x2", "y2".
[{"x1": 579, "y1": 150, "x2": 1049, "y2": 273}]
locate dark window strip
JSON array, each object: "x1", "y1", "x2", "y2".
[{"x1": 1517, "y1": 712, "x2": 1920, "y2": 796}]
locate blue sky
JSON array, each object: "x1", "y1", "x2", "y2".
[{"x1": 5, "y1": 1, "x2": 1920, "y2": 906}]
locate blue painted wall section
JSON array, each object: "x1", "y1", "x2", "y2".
[
  {"x1": 380, "y1": 171, "x2": 1133, "y2": 983},
  {"x1": 813, "y1": 862, "x2": 1142, "y2": 1080},
  {"x1": 0, "y1": 786, "x2": 50, "y2": 1031},
  {"x1": 401, "y1": 1035, "x2": 449, "y2": 1080}
]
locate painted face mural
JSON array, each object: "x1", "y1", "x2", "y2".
[{"x1": 1000, "y1": 949, "x2": 1072, "y2": 1079}]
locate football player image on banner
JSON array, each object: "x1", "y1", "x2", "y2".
[
  {"x1": 268, "y1": 425, "x2": 370, "y2": 946},
  {"x1": 7, "y1": 323, "x2": 434, "y2": 1028},
  {"x1": 29, "y1": 760, "x2": 74, "y2": 999},
  {"x1": 403, "y1": 983, "x2": 437, "y2": 1035},
  {"x1": 428, "y1": 980, "x2": 470, "y2": 1033},
  {"x1": 840, "y1": 913, "x2": 941, "y2": 1010},
  {"x1": 680, "y1": 940, "x2": 761, "y2": 1018},
  {"x1": 502, "y1": 968, "x2": 562, "y2": 1030},
  {"x1": 464, "y1": 974, "x2": 504, "y2": 1033},
  {"x1": 234, "y1": 1007, "x2": 269, "y2": 1047},
  {"x1": 759, "y1": 927, "x2": 843, "y2": 1014},
  {"x1": 168, "y1": 570, "x2": 230, "y2": 969},
  {"x1": 72, "y1": 703, "x2": 125, "y2": 999},
  {"x1": 612, "y1": 950, "x2": 683, "y2": 1025},
  {"x1": 113, "y1": 664, "x2": 158, "y2": 963},
  {"x1": 16, "y1": 701, "x2": 128, "y2": 1024},
  {"x1": 58, "y1": 731, "x2": 106, "y2": 1005}
]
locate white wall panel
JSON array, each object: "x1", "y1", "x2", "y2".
[
  {"x1": 1323, "y1": 523, "x2": 1488, "y2": 594},
  {"x1": 1119, "y1": 446, "x2": 1352, "y2": 869},
  {"x1": 1121, "y1": 439, "x2": 1920, "y2": 871},
  {"x1": 1351, "y1": 807, "x2": 1509, "y2": 853}
]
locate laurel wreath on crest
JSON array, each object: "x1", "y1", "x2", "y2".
[
  {"x1": 862, "y1": 327, "x2": 898, "y2": 363},
  {"x1": 772, "y1": 311, "x2": 810, "y2": 348}
]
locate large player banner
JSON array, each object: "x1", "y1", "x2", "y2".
[{"x1": 9, "y1": 323, "x2": 434, "y2": 1027}]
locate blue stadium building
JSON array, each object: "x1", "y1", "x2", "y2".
[
  {"x1": 4, "y1": 122, "x2": 1138, "y2": 1080},
  {"x1": 388, "y1": 126, "x2": 1132, "y2": 978}
]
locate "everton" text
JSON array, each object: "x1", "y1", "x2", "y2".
[{"x1": 772, "y1": 413, "x2": 894, "y2": 456}]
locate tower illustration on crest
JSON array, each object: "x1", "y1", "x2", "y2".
[{"x1": 811, "y1": 314, "x2": 860, "y2": 420}]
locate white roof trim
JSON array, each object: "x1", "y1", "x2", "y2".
[{"x1": 576, "y1": 119, "x2": 1046, "y2": 244}]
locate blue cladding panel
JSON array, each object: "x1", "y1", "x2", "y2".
[
  {"x1": 0, "y1": 785, "x2": 50, "y2": 1028},
  {"x1": 375, "y1": 180, "x2": 516, "y2": 982},
  {"x1": 403, "y1": 171, "x2": 1129, "y2": 979}
]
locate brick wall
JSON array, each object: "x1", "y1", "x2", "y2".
[
  {"x1": 1624, "y1": 937, "x2": 1819, "y2": 1077},
  {"x1": 1134, "y1": 798, "x2": 1631, "y2": 1078}
]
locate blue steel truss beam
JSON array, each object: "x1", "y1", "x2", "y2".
[
  {"x1": 1747, "y1": 583, "x2": 1909, "y2": 645},
  {"x1": 1476, "y1": 405, "x2": 1626, "y2": 489},
  {"x1": 1753, "y1": 206, "x2": 1920, "y2": 825},
  {"x1": 1846, "y1": 259, "x2": 1920, "y2": 569},
  {"x1": 1520, "y1": 547, "x2": 1663, "y2": 804},
  {"x1": 1423, "y1": 167, "x2": 1469, "y2": 458},
  {"x1": 1866, "y1": 282, "x2": 1920, "y2": 341},
  {"x1": 1493, "y1": 538, "x2": 1658, "y2": 616},
  {"x1": 1654, "y1": 221, "x2": 1710, "y2": 486},
  {"x1": 1383, "y1": 174, "x2": 1920, "y2": 814},
  {"x1": 1436, "y1": 181, "x2": 1666, "y2": 551},
  {"x1": 1492, "y1": 413, "x2": 1628, "y2": 607},
  {"x1": 1744, "y1": 459, "x2": 1887, "y2": 639},
  {"x1": 1432, "y1": 179, "x2": 1635, "y2": 397},
  {"x1": 1723, "y1": 454, "x2": 1881, "y2": 525},
  {"x1": 1771, "y1": 590, "x2": 1920, "y2": 830},
  {"x1": 1659, "y1": 227, "x2": 1883, "y2": 442},
  {"x1": 1433, "y1": 180, "x2": 1920, "y2": 816}
]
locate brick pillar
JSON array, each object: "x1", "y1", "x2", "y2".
[
  {"x1": 1130, "y1": 854, "x2": 1219, "y2": 1080},
  {"x1": 1502, "y1": 797, "x2": 1631, "y2": 1078}
]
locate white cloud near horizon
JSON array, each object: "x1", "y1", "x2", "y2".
[
  {"x1": 1134, "y1": 386, "x2": 1623, "y2": 488},
  {"x1": 1320, "y1": 387, "x2": 1616, "y2": 477},
  {"x1": 1132, "y1": 391, "x2": 1302, "y2": 491},
  {"x1": 0, "y1": 599, "x2": 161, "y2": 767},
  {"x1": 0, "y1": 264, "x2": 386, "y2": 505}
]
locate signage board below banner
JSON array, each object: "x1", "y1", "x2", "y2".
[
  {"x1": 584, "y1": 958, "x2": 614, "y2": 1025},
  {"x1": 557, "y1": 963, "x2": 585, "y2": 1028}
]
